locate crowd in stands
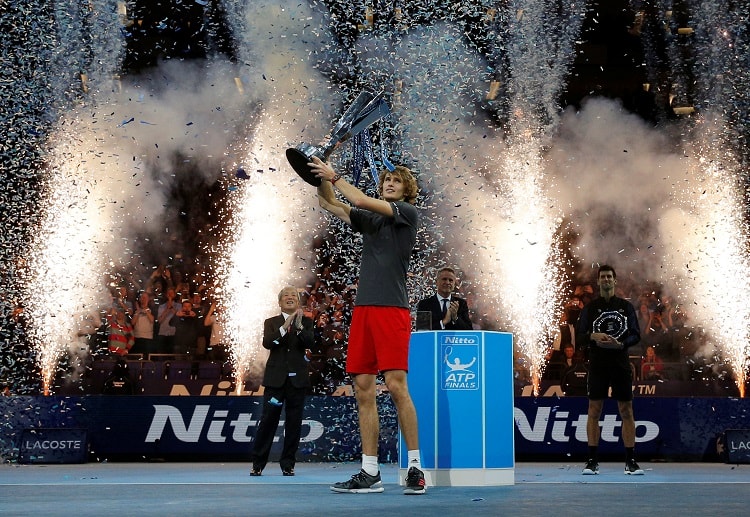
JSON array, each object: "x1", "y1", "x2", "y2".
[
  {"x1": 96, "y1": 260, "x2": 737, "y2": 396},
  {"x1": 1, "y1": 252, "x2": 741, "y2": 396},
  {"x1": 75, "y1": 258, "x2": 355, "y2": 395}
]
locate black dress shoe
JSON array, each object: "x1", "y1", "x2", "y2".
[
  {"x1": 250, "y1": 468, "x2": 262, "y2": 476},
  {"x1": 282, "y1": 468, "x2": 295, "y2": 476}
]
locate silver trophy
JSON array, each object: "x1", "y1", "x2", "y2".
[{"x1": 286, "y1": 89, "x2": 391, "y2": 186}]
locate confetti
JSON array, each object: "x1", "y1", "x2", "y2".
[{"x1": 2, "y1": 0, "x2": 749, "y2": 412}]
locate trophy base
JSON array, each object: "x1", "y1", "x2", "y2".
[{"x1": 286, "y1": 147, "x2": 322, "y2": 186}]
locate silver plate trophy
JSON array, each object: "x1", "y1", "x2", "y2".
[{"x1": 286, "y1": 89, "x2": 391, "y2": 186}]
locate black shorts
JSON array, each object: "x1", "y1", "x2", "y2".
[{"x1": 587, "y1": 351, "x2": 633, "y2": 401}]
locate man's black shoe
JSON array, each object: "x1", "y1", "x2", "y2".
[
  {"x1": 330, "y1": 469, "x2": 384, "y2": 493},
  {"x1": 403, "y1": 466, "x2": 426, "y2": 495}
]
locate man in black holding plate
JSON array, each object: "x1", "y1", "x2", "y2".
[{"x1": 576, "y1": 264, "x2": 643, "y2": 476}]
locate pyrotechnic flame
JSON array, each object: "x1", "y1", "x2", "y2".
[
  {"x1": 22, "y1": 122, "x2": 120, "y2": 394},
  {"x1": 211, "y1": 1, "x2": 337, "y2": 393},
  {"x1": 657, "y1": 4, "x2": 750, "y2": 396},
  {"x1": 661, "y1": 143, "x2": 750, "y2": 397},
  {"x1": 214, "y1": 176, "x2": 288, "y2": 393},
  {"x1": 212, "y1": 121, "x2": 320, "y2": 394},
  {"x1": 492, "y1": 145, "x2": 565, "y2": 396}
]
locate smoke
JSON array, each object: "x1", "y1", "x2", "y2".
[
  {"x1": 210, "y1": 1, "x2": 343, "y2": 385},
  {"x1": 12, "y1": 0, "x2": 749, "y2": 394},
  {"x1": 20, "y1": 0, "x2": 354, "y2": 390},
  {"x1": 354, "y1": 22, "x2": 506, "y2": 293},
  {"x1": 545, "y1": 96, "x2": 750, "y2": 387},
  {"x1": 547, "y1": 97, "x2": 688, "y2": 281}
]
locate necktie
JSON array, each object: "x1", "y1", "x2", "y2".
[{"x1": 441, "y1": 298, "x2": 448, "y2": 318}]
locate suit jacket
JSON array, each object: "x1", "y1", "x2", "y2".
[
  {"x1": 262, "y1": 314, "x2": 315, "y2": 388},
  {"x1": 416, "y1": 294, "x2": 472, "y2": 331}
]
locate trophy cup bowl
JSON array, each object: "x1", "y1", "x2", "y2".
[
  {"x1": 285, "y1": 143, "x2": 332, "y2": 187},
  {"x1": 287, "y1": 90, "x2": 390, "y2": 186}
]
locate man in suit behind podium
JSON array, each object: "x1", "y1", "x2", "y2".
[
  {"x1": 417, "y1": 267, "x2": 472, "y2": 330},
  {"x1": 250, "y1": 286, "x2": 314, "y2": 477}
]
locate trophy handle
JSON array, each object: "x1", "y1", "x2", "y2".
[
  {"x1": 330, "y1": 90, "x2": 377, "y2": 141},
  {"x1": 341, "y1": 94, "x2": 390, "y2": 142}
]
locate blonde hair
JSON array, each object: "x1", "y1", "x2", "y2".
[{"x1": 378, "y1": 165, "x2": 418, "y2": 205}]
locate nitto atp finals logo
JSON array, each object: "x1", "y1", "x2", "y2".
[{"x1": 441, "y1": 333, "x2": 480, "y2": 390}]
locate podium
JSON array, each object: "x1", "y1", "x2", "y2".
[{"x1": 399, "y1": 331, "x2": 515, "y2": 486}]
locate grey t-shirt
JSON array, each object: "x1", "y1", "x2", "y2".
[{"x1": 349, "y1": 201, "x2": 418, "y2": 308}]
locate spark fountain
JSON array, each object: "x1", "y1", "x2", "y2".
[
  {"x1": 645, "y1": 2, "x2": 750, "y2": 396},
  {"x1": 481, "y1": 1, "x2": 585, "y2": 394},
  {"x1": 660, "y1": 146, "x2": 750, "y2": 397},
  {"x1": 212, "y1": 173, "x2": 288, "y2": 395},
  {"x1": 214, "y1": 1, "x2": 338, "y2": 393},
  {"x1": 22, "y1": 122, "x2": 135, "y2": 395},
  {"x1": 20, "y1": 0, "x2": 126, "y2": 395}
]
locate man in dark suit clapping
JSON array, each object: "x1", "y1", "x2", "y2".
[
  {"x1": 417, "y1": 267, "x2": 472, "y2": 331},
  {"x1": 250, "y1": 286, "x2": 314, "y2": 477}
]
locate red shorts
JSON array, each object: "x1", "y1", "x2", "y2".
[{"x1": 346, "y1": 306, "x2": 411, "y2": 375}]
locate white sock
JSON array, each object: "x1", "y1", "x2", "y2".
[
  {"x1": 407, "y1": 450, "x2": 422, "y2": 470},
  {"x1": 361, "y1": 454, "x2": 379, "y2": 476}
]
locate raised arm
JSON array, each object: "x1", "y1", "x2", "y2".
[
  {"x1": 317, "y1": 180, "x2": 352, "y2": 225},
  {"x1": 309, "y1": 157, "x2": 395, "y2": 218}
]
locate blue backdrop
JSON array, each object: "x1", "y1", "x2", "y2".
[{"x1": 2, "y1": 395, "x2": 750, "y2": 463}]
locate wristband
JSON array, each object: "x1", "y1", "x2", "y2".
[{"x1": 331, "y1": 174, "x2": 341, "y2": 185}]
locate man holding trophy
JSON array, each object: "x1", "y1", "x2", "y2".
[
  {"x1": 287, "y1": 89, "x2": 425, "y2": 495},
  {"x1": 310, "y1": 155, "x2": 425, "y2": 495}
]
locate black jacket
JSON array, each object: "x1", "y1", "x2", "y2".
[
  {"x1": 261, "y1": 314, "x2": 315, "y2": 388},
  {"x1": 416, "y1": 294, "x2": 472, "y2": 331}
]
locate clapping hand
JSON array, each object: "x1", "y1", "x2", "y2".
[
  {"x1": 285, "y1": 309, "x2": 304, "y2": 332},
  {"x1": 448, "y1": 300, "x2": 459, "y2": 319}
]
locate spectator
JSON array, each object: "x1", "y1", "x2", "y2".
[
  {"x1": 663, "y1": 295, "x2": 690, "y2": 360},
  {"x1": 170, "y1": 300, "x2": 199, "y2": 356},
  {"x1": 102, "y1": 359, "x2": 135, "y2": 395},
  {"x1": 416, "y1": 267, "x2": 472, "y2": 331},
  {"x1": 156, "y1": 288, "x2": 178, "y2": 354},
  {"x1": 639, "y1": 290, "x2": 667, "y2": 343},
  {"x1": 573, "y1": 284, "x2": 594, "y2": 306},
  {"x1": 203, "y1": 300, "x2": 227, "y2": 361},
  {"x1": 544, "y1": 302, "x2": 582, "y2": 380},
  {"x1": 641, "y1": 345, "x2": 664, "y2": 380},
  {"x1": 250, "y1": 286, "x2": 315, "y2": 477},
  {"x1": 638, "y1": 301, "x2": 660, "y2": 346},
  {"x1": 76, "y1": 308, "x2": 105, "y2": 358},
  {"x1": 662, "y1": 295, "x2": 688, "y2": 330},
  {"x1": 131, "y1": 292, "x2": 155, "y2": 357},
  {"x1": 556, "y1": 342, "x2": 578, "y2": 369},
  {"x1": 111, "y1": 286, "x2": 133, "y2": 318},
  {"x1": 107, "y1": 309, "x2": 134, "y2": 356},
  {"x1": 191, "y1": 292, "x2": 210, "y2": 358},
  {"x1": 173, "y1": 271, "x2": 191, "y2": 301},
  {"x1": 560, "y1": 345, "x2": 588, "y2": 396},
  {"x1": 147, "y1": 264, "x2": 174, "y2": 297},
  {"x1": 552, "y1": 303, "x2": 582, "y2": 352}
]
